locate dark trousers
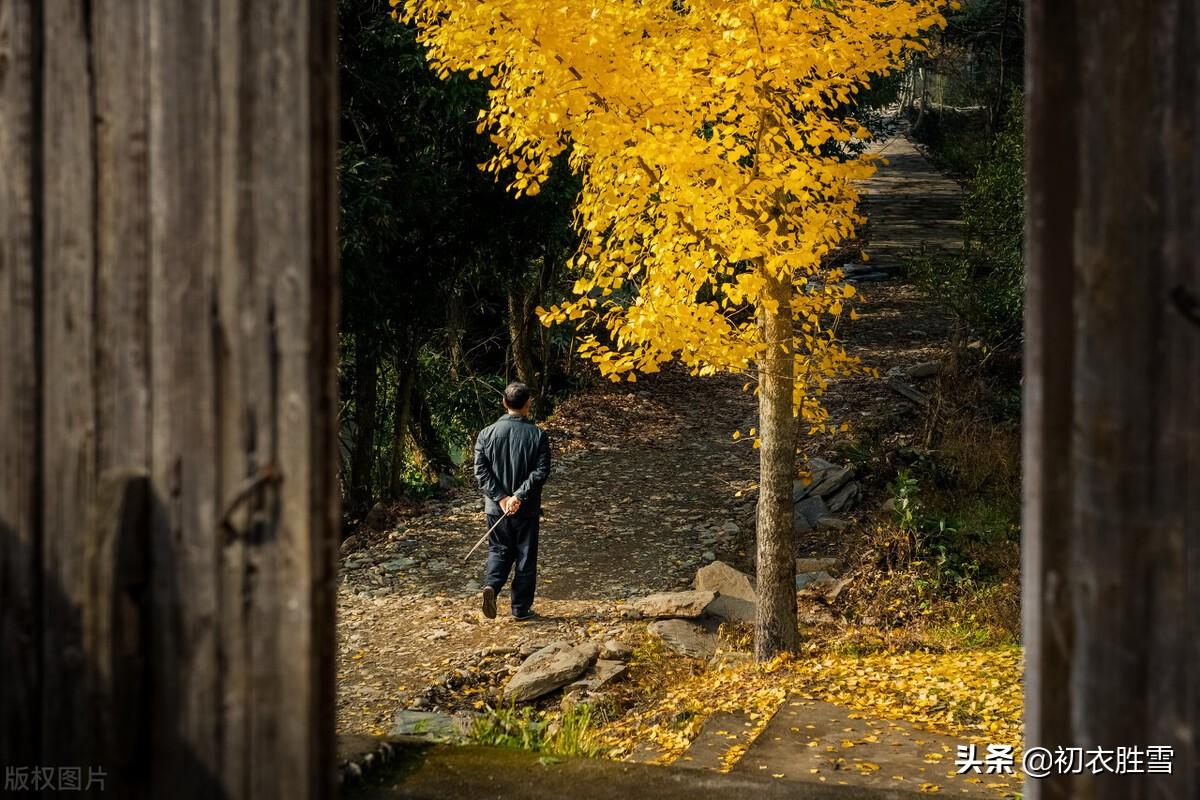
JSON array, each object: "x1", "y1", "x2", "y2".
[{"x1": 483, "y1": 513, "x2": 539, "y2": 615}]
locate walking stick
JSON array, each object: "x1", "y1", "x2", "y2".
[{"x1": 462, "y1": 512, "x2": 511, "y2": 563}]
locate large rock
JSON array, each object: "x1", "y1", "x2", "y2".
[
  {"x1": 907, "y1": 361, "x2": 941, "y2": 379},
  {"x1": 795, "y1": 557, "x2": 839, "y2": 574},
  {"x1": 504, "y1": 641, "x2": 596, "y2": 702},
  {"x1": 565, "y1": 659, "x2": 628, "y2": 693},
  {"x1": 364, "y1": 501, "x2": 389, "y2": 530},
  {"x1": 822, "y1": 578, "x2": 850, "y2": 603},
  {"x1": 827, "y1": 481, "x2": 860, "y2": 513},
  {"x1": 796, "y1": 572, "x2": 849, "y2": 602},
  {"x1": 601, "y1": 640, "x2": 633, "y2": 661},
  {"x1": 792, "y1": 458, "x2": 837, "y2": 501},
  {"x1": 796, "y1": 570, "x2": 836, "y2": 590},
  {"x1": 575, "y1": 641, "x2": 601, "y2": 665},
  {"x1": 632, "y1": 590, "x2": 717, "y2": 619},
  {"x1": 391, "y1": 710, "x2": 469, "y2": 741},
  {"x1": 648, "y1": 619, "x2": 718, "y2": 659},
  {"x1": 810, "y1": 466, "x2": 855, "y2": 498},
  {"x1": 794, "y1": 495, "x2": 830, "y2": 532},
  {"x1": 694, "y1": 561, "x2": 756, "y2": 623}
]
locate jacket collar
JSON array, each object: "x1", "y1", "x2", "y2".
[{"x1": 497, "y1": 413, "x2": 531, "y2": 424}]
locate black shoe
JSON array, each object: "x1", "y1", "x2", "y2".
[
  {"x1": 482, "y1": 586, "x2": 497, "y2": 620},
  {"x1": 512, "y1": 610, "x2": 537, "y2": 622}
]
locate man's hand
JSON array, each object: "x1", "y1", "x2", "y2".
[{"x1": 500, "y1": 496, "x2": 522, "y2": 516}]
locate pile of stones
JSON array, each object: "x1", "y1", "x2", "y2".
[
  {"x1": 625, "y1": 555, "x2": 849, "y2": 661},
  {"x1": 793, "y1": 458, "x2": 860, "y2": 533}
]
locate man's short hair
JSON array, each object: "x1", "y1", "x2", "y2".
[{"x1": 503, "y1": 382, "x2": 531, "y2": 410}]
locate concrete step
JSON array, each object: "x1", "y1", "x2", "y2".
[
  {"x1": 341, "y1": 738, "x2": 930, "y2": 800},
  {"x1": 731, "y1": 697, "x2": 1019, "y2": 798},
  {"x1": 675, "y1": 710, "x2": 758, "y2": 771}
]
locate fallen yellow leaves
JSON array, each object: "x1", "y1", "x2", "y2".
[{"x1": 594, "y1": 644, "x2": 1023, "y2": 774}]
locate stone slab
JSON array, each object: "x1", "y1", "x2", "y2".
[
  {"x1": 341, "y1": 740, "x2": 930, "y2": 800},
  {"x1": 732, "y1": 697, "x2": 1018, "y2": 797},
  {"x1": 676, "y1": 711, "x2": 758, "y2": 771}
]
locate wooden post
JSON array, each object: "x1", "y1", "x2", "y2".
[
  {"x1": 1025, "y1": 1, "x2": 1198, "y2": 798},
  {"x1": 0, "y1": 1, "x2": 339, "y2": 797}
]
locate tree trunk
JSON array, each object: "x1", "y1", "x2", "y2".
[
  {"x1": 446, "y1": 286, "x2": 466, "y2": 379},
  {"x1": 754, "y1": 268, "x2": 799, "y2": 661},
  {"x1": 409, "y1": 388, "x2": 454, "y2": 476},
  {"x1": 992, "y1": 0, "x2": 1011, "y2": 127},
  {"x1": 912, "y1": 61, "x2": 928, "y2": 132},
  {"x1": 349, "y1": 342, "x2": 379, "y2": 514},
  {"x1": 387, "y1": 345, "x2": 417, "y2": 499},
  {"x1": 507, "y1": 281, "x2": 539, "y2": 413}
]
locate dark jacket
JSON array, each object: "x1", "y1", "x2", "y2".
[{"x1": 473, "y1": 414, "x2": 551, "y2": 518}]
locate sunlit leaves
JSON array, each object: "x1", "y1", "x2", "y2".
[
  {"x1": 596, "y1": 645, "x2": 1023, "y2": 767},
  {"x1": 403, "y1": 0, "x2": 945, "y2": 417}
]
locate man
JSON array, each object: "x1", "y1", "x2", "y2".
[{"x1": 473, "y1": 382, "x2": 551, "y2": 621}]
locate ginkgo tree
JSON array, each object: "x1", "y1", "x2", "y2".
[{"x1": 400, "y1": 0, "x2": 947, "y2": 659}]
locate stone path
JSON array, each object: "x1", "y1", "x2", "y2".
[
  {"x1": 731, "y1": 698, "x2": 1019, "y2": 797},
  {"x1": 664, "y1": 134, "x2": 1010, "y2": 796},
  {"x1": 859, "y1": 132, "x2": 963, "y2": 273},
  {"x1": 343, "y1": 739, "x2": 932, "y2": 800}
]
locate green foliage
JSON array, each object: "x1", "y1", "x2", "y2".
[
  {"x1": 469, "y1": 704, "x2": 603, "y2": 759},
  {"x1": 887, "y1": 471, "x2": 980, "y2": 595},
  {"x1": 336, "y1": 0, "x2": 581, "y2": 509},
  {"x1": 906, "y1": 0, "x2": 1024, "y2": 137},
  {"x1": 549, "y1": 704, "x2": 604, "y2": 758},
  {"x1": 889, "y1": 470, "x2": 921, "y2": 533},
  {"x1": 911, "y1": 92, "x2": 1023, "y2": 351},
  {"x1": 470, "y1": 705, "x2": 546, "y2": 751},
  {"x1": 913, "y1": 518, "x2": 980, "y2": 596},
  {"x1": 416, "y1": 350, "x2": 507, "y2": 465},
  {"x1": 911, "y1": 107, "x2": 992, "y2": 178}
]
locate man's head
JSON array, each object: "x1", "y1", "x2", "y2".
[{"x1": 503, "y1": 382, "x2": 532, "y2": 415}]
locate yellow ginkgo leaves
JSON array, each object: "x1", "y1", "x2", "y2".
[{"x1": 402, "y1": 0, "x2": 946, "y2": 421}]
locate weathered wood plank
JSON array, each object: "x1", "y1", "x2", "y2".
[
  {"x1": 147, "y1": 0, "x2": 224, "y2": 793},
  {"x1": 0, "y1": 0, "x2": 42, "y2": 771},
  {"x1": 95, "y1": 0, "x2": 151, "y2": 471},
  {"x1": 1, "y1": 1, "x2": 337, "y2": 794},
  {"x1": 217, "y1": 2, "x2": 339, "y2": 794},
  {"x1": 1026, "y1": 1, "x2": 1199, "y2": 798},
  {"x1": 235, "y1": 3, "x2": 309, "y2": 797},
  {"x1": 39, "y1": 0, "x2": 99, "y2": 769},
  {"x1": 91, "y1": 1, "x2": 153, "y2": 791},
  {"x1": 1022, "y1": 2, "x2": 1077, "y2": 797},
  {"x1": 308, "y1": 3, "x2": 341, "y2": 795},
  {"x1": 81, "y1": 469, "x2": 150, "y2": 793}
]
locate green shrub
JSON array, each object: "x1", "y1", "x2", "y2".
[{"x1": 911, "y1": 92, "x2": 1024, "y2": 352}]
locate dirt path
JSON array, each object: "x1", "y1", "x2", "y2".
[
  {"x1": 336, "y1": 128, "x2": 968, "y2": 740},
  {"x1": 337, "y1": 370, "x2": 761, "y2": 734}
]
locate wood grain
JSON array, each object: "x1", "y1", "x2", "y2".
[
  {"x1": 0, "y1": 0, "x2": 42, "y2": 773},
  {"x1": 1026, "y1": 1, "x2": 1199, "y2": 797},
  {"x1": 0, "y1": 2, "x2": 338, "y2": 796}
]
